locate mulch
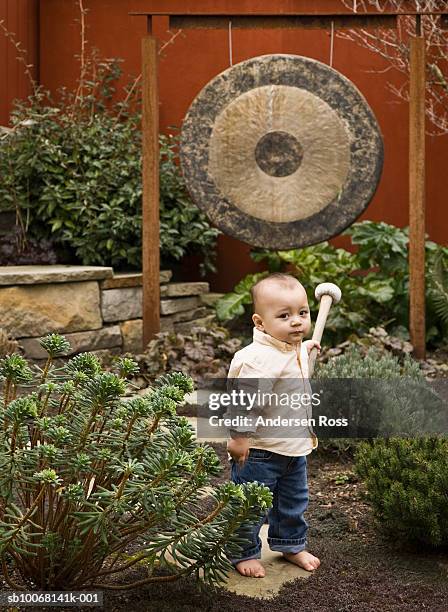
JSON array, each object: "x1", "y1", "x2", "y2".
[{"x1": 9, "y1": 443, "x2": 446, "y2": 612}]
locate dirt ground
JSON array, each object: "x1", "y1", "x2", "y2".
[{"x1": 10, "y1": 442, "x2": 446, "y2": 612}]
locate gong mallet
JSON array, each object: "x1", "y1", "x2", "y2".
[{"x1": 308, "y1": 283, "x2": 342, "y2": 377}]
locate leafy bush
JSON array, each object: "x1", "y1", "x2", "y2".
[
  {"x1": 0, "y1": 335, "x2": 271, "y2": 589},
  {"x1": 215, "y1": 221, "x2": 448, "y2": 346},
  {"x1": 348, "y1": 221, "x2": 448, "y2": 344},
  {"x1": 133, "y1": 323, "x2": 243, "y2": 388},
  {"x1": 0, "y1": 57, "x2": 218, "y2": 272},
  {"x1": 355, "y1": 437, "x2": 448, "y2": 547}
]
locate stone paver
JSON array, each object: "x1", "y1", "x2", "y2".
[
  {"x1": 224, "y1": 525, "x2": 310, "y2": 599},
  {"x1": 0, "y1": 265, "x2": 112, "y2": 285}
]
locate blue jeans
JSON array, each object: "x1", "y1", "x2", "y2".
[{"x1": 230, "y1": 448, "x2": 309, "y2": 564}]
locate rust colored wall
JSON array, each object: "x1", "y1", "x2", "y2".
[
  {"x1": 38, "y1": 1, "x2": 447, "y2": 290},
  {"x1": 0, "y1": 0, "x2": 39, "y2": 126}
]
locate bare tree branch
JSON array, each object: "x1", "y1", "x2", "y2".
[{"x1": 340, "y1": 0, "x2": 448, "y2": 134}]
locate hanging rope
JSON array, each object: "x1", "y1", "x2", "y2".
[
  {"x1": 228, "y1": 20, "x2": 233, "y2": 66},
  {"x1": 329, "y1": 20, "x2": 335, "y2": 67}
]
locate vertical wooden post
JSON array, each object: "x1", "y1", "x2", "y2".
[
  {"x1": 142, "y1": 34, "x2": 160, "y2": 348},
  {"x1": 409, "y1": 22, "x2": 426, "y2": 360}
]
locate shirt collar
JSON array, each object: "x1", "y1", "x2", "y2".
[{"x1": 253, "y1": 327, "x2": 298, "y2": 352}]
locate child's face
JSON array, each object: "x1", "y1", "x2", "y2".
[{"x1": 252, "y1": 282, "x2": 311, "y2": 344}]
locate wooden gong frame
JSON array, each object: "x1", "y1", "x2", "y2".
[{"x1": 131, "y1": 6, "x2": 448, "y2": 359}]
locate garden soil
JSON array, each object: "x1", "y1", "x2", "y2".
[{"x1": 5, "y1": 444, "x2": 448, "y2": 612}]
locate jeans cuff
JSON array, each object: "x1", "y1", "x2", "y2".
[
  {"x1": 229, "y1": 543, "x2": 262, "y2": 565},
  {"x1": 268, "y1": 536, "x2": 307, "y2": 554}
]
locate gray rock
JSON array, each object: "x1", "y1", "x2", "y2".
[
  {"x1": 159, "y1": 270, "x2": 173, "y2": 284},
  {"x1": 0, "y1": 282, "x2": 102, "y2": 337},
  {"x1": 200, "y1": 292, "x2": 224, "y2": 306},
  {"x1": 120, "y1": 319, "x2": 143, "y2": 353},
  {"x1": 166, "y1": 307, "x2": 208, "y2": 324},
  {"x1": 160, "y1": 282, "x2": 209, "y2": 297},
  {"x1": 160, "y1": 297, "x2": 201, "y2": 315},
  {"x1": 101, "y1": 287, "x2": 142, "y2": 322},
  {"x1": 174, "y1": 314, "x2": 216, "y2": 334},
  {"x1": 160, "y1": 318, "x2": 174, "y2": 332},
  {"x1": 20, "y1": 325, "x2": 122, "y2": 359},
  {"x1": 120, "y1": 308, "x2": 212, "y2": 348}
]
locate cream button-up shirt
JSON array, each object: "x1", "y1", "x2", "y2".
[{"x1": 227, "y1": 327, "x2": 318, "y2": 457}]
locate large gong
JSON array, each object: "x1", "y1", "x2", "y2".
[{"x1": 179, "y1": 54, "x2": 383, "y2": 249}]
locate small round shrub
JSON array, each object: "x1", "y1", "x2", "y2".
[{"x1": 355, "y1": 437, "x2": 448, "y2": 547}]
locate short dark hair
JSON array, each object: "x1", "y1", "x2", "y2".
[{"x1": 250, "y1": 273, "x2": 301, "y2": 312}]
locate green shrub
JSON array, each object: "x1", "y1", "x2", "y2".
[
  {"x1": 215, "y1": 221, "x2": 448, "y2": 346},
  {"x1": 0, "y1": 335, "x2": 271, "y2": 589},
  {"x1": 355, "y1": 437, "x2": 448, "y2": 547},
  {"x1": 0, "y1": 57, "x2": 218, "y2": 272},
  {"x1": 348, "y1": 221, "x2": 448, "y2": 344}
]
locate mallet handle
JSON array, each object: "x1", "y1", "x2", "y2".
[{"x1": 308, "y1": 294, "x2": 334, "y2": 377}]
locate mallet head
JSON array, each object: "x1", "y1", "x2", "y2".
[{"x1": 315, "y1": 282, "x2": 342, "y2": 304}]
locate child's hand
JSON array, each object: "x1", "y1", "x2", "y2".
[
  {"x1": 303, "y1": 340, "x2": 321, "y2": 356},
  {"x1": 227, "y1": 436, "x2": 250, "y2": 466}
]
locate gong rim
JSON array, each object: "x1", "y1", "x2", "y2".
[{"x1": 180, "y1": 54, "x2": 383, "y2": 250}]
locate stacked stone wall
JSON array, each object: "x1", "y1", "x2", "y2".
[{"x1": 0, "y1": 265, "x2": 222, "y2": 360}]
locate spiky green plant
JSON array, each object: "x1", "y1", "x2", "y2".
[
  {"x1": 355, "y1": 437, "x2": 448, "y2": 547},
  {"x1": 0, "y1": 335, "x2": 272, "y2": 590}
]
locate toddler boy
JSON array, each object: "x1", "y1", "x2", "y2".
[{"x1": 227, "y1": 272, "x2": 321, "y2": 578}]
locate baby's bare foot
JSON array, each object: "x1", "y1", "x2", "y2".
[
  {"x1": 283, "y1": 550, "x2": 320, "y2": 571},
  {"x1": 235, "y1": 559, "x2": 265, "y2": 578}
]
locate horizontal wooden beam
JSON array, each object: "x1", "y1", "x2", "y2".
[
  {"x1": 130, "y1": 10, "x2": 448, "y2": 17},
  {"x1": 169, "y1": 14, "x2": 397, "y2": 30}
]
